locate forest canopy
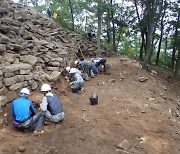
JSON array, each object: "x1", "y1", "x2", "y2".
[{"x1": 15, "y1": 0, "x2": 180, "y2": 79}]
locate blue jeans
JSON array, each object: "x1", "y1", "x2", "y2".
[
  {"x1": 15, "y1": 112, "x2": 44, "y2": 131},
  {"x1": 92, "y1": 66, "x2": 99, "y2": 74},
  {"x1": 29, "y1": 112, "x2": 44, "y2": 131},
  {"x1": 95, "y1": 59, "x2": 106, "y2": 72}
]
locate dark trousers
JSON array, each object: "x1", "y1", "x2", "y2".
[
  {"x1": 47, "y1": 9, "x2": 52, "y2": 18},
  {"x1": 95, "y1": 59, "x2": 106, "y2": 72},
  {"x1": 87, "y1": 33, "x2": 92, "y2": 41}
]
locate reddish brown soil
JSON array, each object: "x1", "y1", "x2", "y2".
[{"x1": 0, "y1": 57, "x2": 180, "y2": 154}]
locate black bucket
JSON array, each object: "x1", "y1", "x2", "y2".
[{"x1": 89, "y1": 96, "x2": 98, "y2": 105}]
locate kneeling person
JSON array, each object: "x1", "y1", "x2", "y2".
[
  {"x1": 11, "y1": 88, "x2": 44, "y2": 135},
  {"x1": 69, "y1": 68, "x2": 84, "y2": 93},
  {"x1": 40, "y1": 84, "x2": 64, "y2": 124}
]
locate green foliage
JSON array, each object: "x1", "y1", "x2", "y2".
[
  {"x1": 151, "y1": 52, "x2": 172, "y2": 68},
  {"x1": 118, "y1": 34, "x2": 140, "y2": 58},
  {"x1": 16, "y1": 0, "x2": 179, "y2": 70}
]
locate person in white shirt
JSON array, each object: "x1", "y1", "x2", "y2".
[
  {"x1": 65, "y1": 66, "x2": 81, "y2": 75},
  {"x1": 69, "y1": 68, "x2": 84, "y2": 93}
]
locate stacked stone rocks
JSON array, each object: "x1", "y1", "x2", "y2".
[{"x1": 0, "y1": 0, "x2": 109, "y2": 106}]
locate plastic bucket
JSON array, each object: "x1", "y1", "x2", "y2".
[{"x1": 89, "y1": 96, "x2": 98, "y2": 105}]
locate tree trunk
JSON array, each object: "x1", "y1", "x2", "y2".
[
  {"x1": 149, "y1": 25, "x2": 157, "y2": 63},
  {"x1": 171, "y1": 10, "x2": 179, "y2": 69},
  {"x1": 68, "y1": 0, "x2": 74, "y2": 30},
  {"x1": 110, "y1": 0, "x2": 116, "y2": 52},
  {"x1": 173, "y1": 10, "x2": 180, "y2": 79},
  {"x1": 142, "y1": 0, "x2": 156, "y2": 69},
  {"x1": 156, "y1": 1, "x2": 166, "y2": 65},
  {"x1": 134, "y1": 0, "x2": 146, "y2": 59},
  {"x1": 139, "y1": 29, "x2": 146, "y2": 59},
  {"x1": 117, "y1": 29, "x2": 121, "y2": 45},
  {"x1": 174, "y1": 48, "x2": 180, "y2": 80},
  {"x1": 97, "y1": 2, "x2": 102, "y2": 55},
  {"x1": 164, "y1": 36, "x2": 168, "y2": 64},
  {"x1": 172, "y1": 48, "x2": 176, "y2": 69},
  {"x1": 155, "y1": 31, "x2": 163, "y2": 65},
  {"x1": 107, "y1": 7, "x2": 112, "y2": 45}
]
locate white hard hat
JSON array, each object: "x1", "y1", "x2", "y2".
[
  {"x1": 50, "y1": 2, "x2": 53, "y2": 4},
  {"x1": 20, "y1": 88, "x2": 30, "y2": 95},
  {"x1": 69, "y1": 68, "x2": 76, "y2": 74},
  {"x1": 41, "y1": 84, "x2": 51, "y2": 92},
  {"x1": 66, "y1": 66, "x2": 71, "y2": 72},
  {"x1": 75, "y1": 61, "x2": 79, "y2": 65},
  {"x1": 91, "y1": 58, "x2": 93, "y2": 61}
]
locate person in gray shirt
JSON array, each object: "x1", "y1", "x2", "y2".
[
  {"x1": 40, "y1": 84, "x2": 64, "y2": 124},
  {"x1": 69, "y1": 68, "x2": 84, "y2": 93}
]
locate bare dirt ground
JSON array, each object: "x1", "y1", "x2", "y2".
[{"x1": 0, "y1": 57, "x2": 180, "y2": 154}]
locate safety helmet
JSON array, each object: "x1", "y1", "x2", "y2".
[
  {"x1": 41, "y1": 84, "x2": 51, "y2": 92},
  {"x1": 75, "y1": 61, "x2": 79, "y2": 65},
  {"x1": 91, "y1": 58, "x2": 93, "y2": 61},
  {"x1": 19, "y1": 88, "x2": 30, "y2": 97},
  {"x1": 69, "y1": 68, "x2": 76, "y2": 74},
  {"x1": 65, "y1": 66, "x2": 71, "y2": 72},
  {"x1": 50, "y1": 2, "x2": 53, "y2": 4}
]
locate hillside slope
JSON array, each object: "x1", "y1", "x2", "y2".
[{"x1": 0, "y1": 57, "x2": 180, "y2": 154}]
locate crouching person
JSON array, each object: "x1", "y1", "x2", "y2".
[
  {"x1": 11, "y1": 88, "x2": 44, "y2": 135},
  {"x1": 40, "y1": 84, "x2": 64, "y2": 125},
  {"x1": 69, "y1": 68, "x2": 84, "y2": 93},
  {"x1": 91, "y1": 57, "x2": 106, "y2": 72},
  {"x1": 65, "y1": 66, "x2": 88, "y2": 81},
  {"x1": 75, "y1": 60, "x2": 96, "y2": 80},
  {"x1": 65, "y1": 66, "x2": 81, "y2": 75}
]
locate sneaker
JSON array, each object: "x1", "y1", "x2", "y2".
[{"x1": 44, "y1": 120, "x2": 53, "y2": 125}]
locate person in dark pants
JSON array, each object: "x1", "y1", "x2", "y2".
[
  {"x1": 47, "y1": 2, "x2": 53, "y2": 18},
  {"x1": 11, "y1": 88, "x2": 44, "y2": 135},
  {"x1": 91, "y1": 57, "x2": 107, "y2": 72},
  {"x1": 87, "y1": 25, "x2": 92, "y2": 41},
  {"x1": 40, "y1": 84, "x2": 64, "y2": 125}
]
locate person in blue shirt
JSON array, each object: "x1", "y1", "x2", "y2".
[
  {"x1": 91, "y1": 57, "x2": 107, "y2": 72},
  {"x1": 11, "y1": 88, "x2": 44, "y2": 135}
]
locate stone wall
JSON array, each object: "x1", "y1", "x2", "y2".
[{"x1": 0, "y1": 0, "x2": 110, "y2": 106}]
